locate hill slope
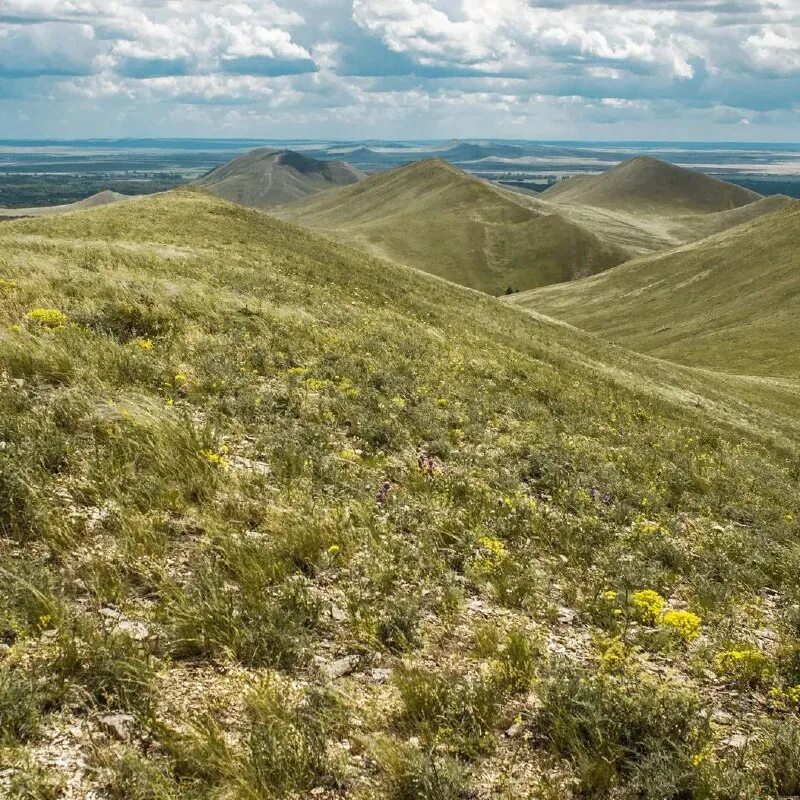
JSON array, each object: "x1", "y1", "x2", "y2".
[
  {"x1": 0, "y1": 190, "x2": 130, "y2": 218},
  {"x1": 1, "y1": 192, "x2": 799, "y2": 799},
  {"x1": 274, "y1": 158, "x2": 629, "y2": 294},
  {"x1": 511, "y1": 202, "x2": 800, "y2": 377},
  {"x1": 193, "y1": 147, "x2": 365, "y2": 209},
  {"x1": 542, "y1": 156, "x2": 762, "y2": 214}
]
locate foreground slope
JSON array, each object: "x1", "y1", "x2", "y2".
[
  {"x1": 194, "y1": 147, "x2": 365, "y2": 209},
  {"x1": 542, "y1": 156, "x2": 761, "y2": 215},
  {"x1": 275, "y1": 158, "x2": 629, "y2": 294},
  {"x1": 512, "y1": 202, "x2": 800, "y2": 378},
  {"x1": 1, "y1": 191, "x2": 800, "y2": 799}
]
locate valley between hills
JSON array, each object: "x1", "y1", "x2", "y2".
[{"x1": 1, "y1": 144, "x2": 799, "y2": 800}]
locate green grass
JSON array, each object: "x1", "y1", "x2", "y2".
[
  {"x1": 0, "y1": 190, "x2": 799, "y2": 797},
  {"x1": 273, "y1": 158, "x2": 629, "y2": 295},
  {"x1": 511, "y1": 201, "x2": 800, "y2": 379},
  {"x1": 274, "y1": 157, "x2": 794, "y2": 300}
]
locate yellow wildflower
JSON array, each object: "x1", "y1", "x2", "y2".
[
  {"x1": 27, "y1": 307, "x2": 66, "y2": 329},
  {"x1": 203, "y1": 449, "x2": 229, "y2": 467},
  {"x1": 715, "y1": 648, "x2": 773, "y2": 685},
  {"x1": 661, "y1": 609, "x2": 702, "y2": 642},
  {"x1": 631, "y1": 589, "x2": 666, "y2": 624}
]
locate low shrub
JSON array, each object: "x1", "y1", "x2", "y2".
[
  {"x1": 381, "y1": 741, "x2": 470, "y2": 800},
  {"x1": 396, "y1": 666, "x2": 506, "y2": 757},
  {"x1": 0, "y1": 667, "x2": 44, "y2": 745},
  {"x1": 715, "y1": 648, "x2": 773, "y2": 688},
  {"x1": 536, "y1": 660, "x2": 708, "y2": 798}
]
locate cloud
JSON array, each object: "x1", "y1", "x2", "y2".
[
  {"x1": 0, "y1": 0, "x2": 797, "y2": 139},
  {"x1": 220, "y1": 56, "x2": 319, "y2": 77},
  {"x1": 0, "y1": 20, "x2": 97, "y2": 78}
]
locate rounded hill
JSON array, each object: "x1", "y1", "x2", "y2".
[
  {"x1": 542, "y1": 156, "x2": 762, "y2": 214},
  {"x1": 193, "y1": 148, "x2": 365, "y2": 209}
]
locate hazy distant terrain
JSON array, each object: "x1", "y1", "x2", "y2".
[{"x1": 2, "y1": 138, "x2": 799, "y2": 210}]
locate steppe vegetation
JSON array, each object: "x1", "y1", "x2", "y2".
[
  {"x1": 513, "y1": 201, "x2": 800, "y2": 378},
  {"x1": 1, "y1": 191, "x2": 799, "y2": 798}
]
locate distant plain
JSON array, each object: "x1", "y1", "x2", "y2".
[{"x1": 2, "y1": 138, "x2": 799, "y2": 209}]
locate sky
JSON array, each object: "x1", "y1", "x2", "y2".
[{"x1": 0, "y1": 0, "x2": 798, "y2": 141}]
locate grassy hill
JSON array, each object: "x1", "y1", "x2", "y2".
[
  {"x1": 0, "y1": 190, "x2": 131, "y2": 219},
  {"x1": 511, "y1": 202, "x2": 800, "y2": 378},
  {"x1": 1, "y1": 191, "x2": 800, "y2": 799},
  {"x1": 194, "y1": 148, "x2": 365, "y2": 209},
  {"x1": 672, "y1": 193, "x2": 795, "y2": 240},
  {"x1": 275, "y1": 158, "x2": 629, "y2": 294},
  {"x1": 277, "y1": 158, "x2": 788, "y2": 296},
  {"x1": 543, "y1": 156, "x2": 762, "y2": 215}
]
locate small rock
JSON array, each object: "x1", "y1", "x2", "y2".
[
  {"x1": 367, "y1": 668, "x2": 392, "y2": 683},
  {"x1": 557, "y1": 606, "x2": 576, "y2": 624},
  {"x1": 325, "y1": 655, "x2": 359, "y2": 680},
  {"x1": 99, "y1": 607, "x2": 121, "y2": 620},
  {"x1": 0, "y1": 643, "x2": 11, "y2": 658},
  {"x1": 98, "y1": 713, "x2": 135, "y2": 742},
  {"x1": 115, "y1": 620, "x2": 150, "y2": 641},
  {"x1": 310, "y1": 788, "x2": 325, "y2": 796},
  {"x1": 506, "y1": 722, "x2": 524, "y2": 738},
  {"x1": 712, "y1": 709, "x2": 734, "y2": 726},
  {"x1": 721, "y1": 733, "x2": 749, "y2": 750},
  {"x1": 330, "y1": 604, "x2": 347, "y2": 622},
  {"x1": 231, "y1": 456, "x2": 271, "y2": 475},
  {"x1": 525, "y1": 692, "x2": 543, "y2": 712},
  {"x1": 466, "y1": 598, "x2": 493, "y2": 616}
]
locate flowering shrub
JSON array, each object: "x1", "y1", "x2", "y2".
[
  {"x1": 202, "y1": 447, "x2": 229, "y2": 467},
  {"x1": 631, "y1": 589, "x2": 666, "y2": 624},
  {"x1": 716, "y1": 648, "x2": 773, "y2": 687},
  {"x1": 26, "y1": 308, "x2": 66, "y2": 329},
  {"x1": 469, "y1": 536, "x2": 508, "y2": 577},
  {"x1": 769, "y1": 685, "x2": 800, "y2": 713},
  {"x1": 661, "y1": 610, "x2": 702, "y2": 643}
]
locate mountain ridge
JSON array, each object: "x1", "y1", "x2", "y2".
[{"x1": 0, "y1": 189, "x2": 130, "y2": 218}]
